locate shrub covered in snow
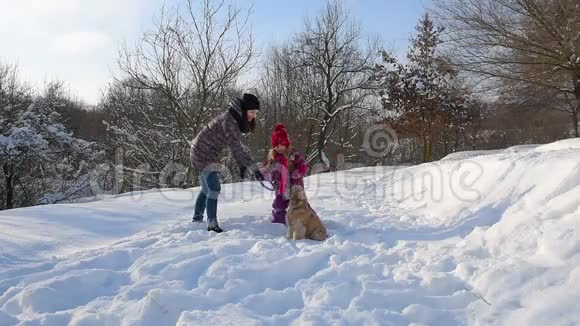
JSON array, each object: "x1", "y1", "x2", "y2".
[{"x1": 1, "y1": 80, "x2": 102, "y2": 209}]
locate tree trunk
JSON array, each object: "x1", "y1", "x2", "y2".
[
  {"x1": 573, "y1": 87, "x2": 579, "y2": 137},
  {"x1": 422, "y1": 136, "x2": 429, "y2": 163},
  {"x1": 411, "y1": 139, "x2": 418, "y2": 164},
  {"x1": 422, "y1": 122, "x2": 434, "y2": 163},
  {"x1": 304, "y1": 122, "x2": 316, "y2": 160},
  {"x1": 573, "y1": 109, "x2": 578, "y2": 138},
  {"x1": 453, "y1": 128, "x2": 460, "y2": 152},
  {"x1": 443, "y1": 129, "x2": 449, "y2": 154},
  {"x1": 574, "y1": 77, "x2": 580, "y2": 137},
  {"x1": 3, "y1": 163, "x2": 14, "y2": 210},
  {"x1": 317, "y1": 124, "x2": 330, "y2": 172}
]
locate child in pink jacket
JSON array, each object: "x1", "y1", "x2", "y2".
[{"x1": 263, "y1": 124, "x2": 308, "y2": 224}]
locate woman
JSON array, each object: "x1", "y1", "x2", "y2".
[{"x1": 190, "y1": 93, "x2": 264, "y2": 233}]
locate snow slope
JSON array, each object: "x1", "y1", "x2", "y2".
[{"x1": 1, "y1": 138, "x2": 580, "y2": 325}]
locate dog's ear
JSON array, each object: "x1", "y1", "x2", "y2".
[
  {"x1": 290, "y1": 184, "x2": 303, "y2": 193},
  {"x1": 289, "y1": 186, "x2": 300, "y2": 203}
]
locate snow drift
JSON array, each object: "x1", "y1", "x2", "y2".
[{"x1": 1, "y1": 138, "x2": 580, "y2": 325}]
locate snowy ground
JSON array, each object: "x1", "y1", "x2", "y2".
[{"x1": 1, "y1": 138, "x2": 580, "y2": 325}]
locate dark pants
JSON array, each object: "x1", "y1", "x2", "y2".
[
  {"x1": 272, "y1": 194, "x2": 289, "y2": 224},
  {"x1": 194, "y1": 171, "x2": 221, "y2": 227}
]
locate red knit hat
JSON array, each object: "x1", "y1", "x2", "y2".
[{"x1": 271, "y1": 124, "x2": 291, "y2": 147}]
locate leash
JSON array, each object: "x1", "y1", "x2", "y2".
[{"x1": 258, "y1": 179, "x2": 275, "y2": 191}]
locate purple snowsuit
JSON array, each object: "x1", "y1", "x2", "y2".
[{"x1": 265, "y1": 151, "x2": 308, "y2": 224}]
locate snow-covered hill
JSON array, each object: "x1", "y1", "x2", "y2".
[{"x1": 1, "y1": 139, "x2": 580, "y2": 325}]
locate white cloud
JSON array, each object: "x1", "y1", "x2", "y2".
[
  {"x1": 0, "y1": 0, "x2": 167, "y2": 104},
  {"x1": 51, "y1": 32, "x2": 112, "y2": 55}
]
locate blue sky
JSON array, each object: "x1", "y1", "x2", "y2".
[
  {"x1": 0, "y1": 0, "x2": 431, "y2": 105},
  {"x1": 250, "y1": 0, "x2": 432, "y2": 53}
]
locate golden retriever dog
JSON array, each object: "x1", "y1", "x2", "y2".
[{"x1": 286, "y1": 185, "x2": 328, "y2": 241}]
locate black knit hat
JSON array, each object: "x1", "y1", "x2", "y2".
[{"x1": 241, "y1": 93, "x2": 260, "y2": 111}]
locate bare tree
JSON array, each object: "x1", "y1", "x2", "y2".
[
  {"x1": 433, "y1": 0, "x2": 580, "y2": 136},
  {"x1": 257, "y1": 45, "x2": 299, "y2": 130},
  {"x1": 110, "y1": 0, "x2": 256, "y2": 185},
  {"x1": 1, "y1": 70, "x2": 99, "y2": 210},
  {"x1": 256, "y1": 44, "x2": 316, "y2": 159},
  {"x1": 291, "y1": 0, "x2": 380, "y2": 170},
  {"x1": 0, "y1": 62, "x2": 32, "y2": 209},
  {"x1": 0, "y1": 62, "x2": 31, "y2": 130}
]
